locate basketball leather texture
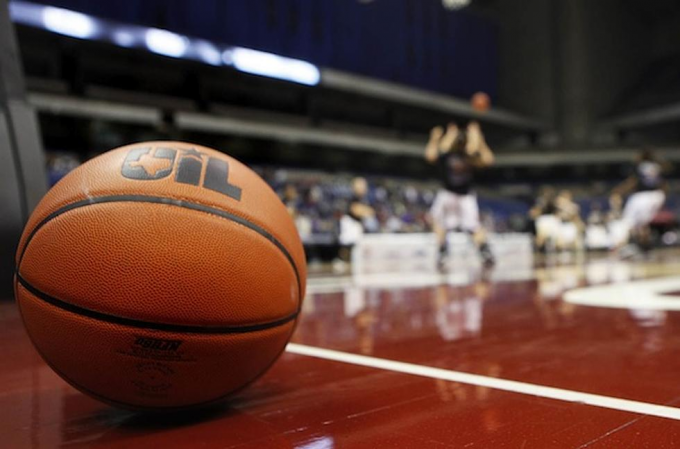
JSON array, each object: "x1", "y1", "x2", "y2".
[{"x1": 15, "y1": 141, "x2": 306, "y2": 410}]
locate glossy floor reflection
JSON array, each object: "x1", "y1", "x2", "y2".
[{"x1": 4, "y1": 252, "x2": 680, "y2": 447}]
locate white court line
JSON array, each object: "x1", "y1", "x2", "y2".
[
  {"x1": 286, "y1": 343, "x2": 680, "y2": 421},
  {"x1": 564, "y1": 276, "x2": 680, "y2": 311}
]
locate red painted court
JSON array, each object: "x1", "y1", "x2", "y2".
[{"x1": 4, "y1": 252, "x2": 680, "y2": 448}]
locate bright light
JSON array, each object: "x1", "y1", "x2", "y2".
[
  {"x1": 11, "y1": 1, "x2": 321, "y2": 86},
  {"x1": 227, "y1": 48, "x2": 320, "y2": 86},
  {"x1": 112, "y1": 30, "x2": 136, "y2": 48},
  {"x1": 42, "y1": 6, "x2": 96, "y2": 39},
  {"x1": 9, "y1": 1, "x2": 45, "y2": 28},
  {"x1": 222, "y1": 50, "x2": 234, "y2": 65},
  {"x1": 194, "y1": 40, "x2": 222, "y2": 66},
  {"x1": 442, "y1": 0, "x2": 471, "y2": 10},
  {"x1": 145, "y1": 28, "x2": 189, "y2": 58}
]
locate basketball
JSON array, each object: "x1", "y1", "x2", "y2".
[
  {"x1": 471, "y1": 91, "x2": 491, "y2": 112},
  {"x1": 14, "y1": 141, "x2": 306, "y2": 410}
]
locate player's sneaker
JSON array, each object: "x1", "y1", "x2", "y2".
[{"x1": 479, "y1": 244, "x2": 495, "y2": 268}]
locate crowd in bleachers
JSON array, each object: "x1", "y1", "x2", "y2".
[
  {"x1": 258, "y1": 168, "x2": 436, "y2": 243},
  {"x1": 260, "y1": 166, "x2": 680, "y2": 252},
  {"x1": 257, "y1": 167, "x2": 550, "y2": 244},
  {"x1": 46, "y1": 152, "x2": 680, "y2": 251}
]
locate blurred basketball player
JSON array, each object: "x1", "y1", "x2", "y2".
[
  {"x1": 530, "y1": 187, "x2": 559, "y2": 252},
  {"x1": 425, "y1": 120, "x2": 495, "y2": 269},
  {"x1": 338, "y1": 177, "x2": 375, "y2": 263},
  {"x1": 607, "y1": 193, "x2": 629, "y2": 249},
  {"x1": 611, "y1": 149, "x2": 669, "y2": 256},
  {"x1": 554, "y1": 189, "x2": 584, "y2": 252}
]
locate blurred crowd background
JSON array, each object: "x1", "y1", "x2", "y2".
[
  {"x1": 6, "y1": 0, "x2": 680, "y2": 266},
  {"x1": 47, "y1": 151, "x2": 680, "y2": 258}
]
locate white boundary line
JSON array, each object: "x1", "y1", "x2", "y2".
[
  {"x1": 564, "y1": 276, "x2": 680, "y2": 311},
  {"x1": 286, "y1": 343, "x2": 680, "y2": 421}
]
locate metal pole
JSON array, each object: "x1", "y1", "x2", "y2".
[{"x1": 0, "y1": 0, "x2": 47, "y2": 294}]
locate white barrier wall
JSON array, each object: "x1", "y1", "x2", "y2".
[{"x1": 352, "y1": 232, "x2": 533, "y2": 275}]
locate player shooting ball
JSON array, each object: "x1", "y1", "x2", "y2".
[{"x1": 425, "y1": 92, "x2": 495, "y2": 269}]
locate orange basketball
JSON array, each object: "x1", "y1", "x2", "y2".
[
  {"x1": 471, "y1": 91, "x2": 491, "y2": 112},
  {"x1": 15, "y1": 141, "x2": 306, "y2": 410}
]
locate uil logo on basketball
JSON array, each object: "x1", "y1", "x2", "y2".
[{"x1": 121, "y1": 146, "x2": 242, "y2": 201}]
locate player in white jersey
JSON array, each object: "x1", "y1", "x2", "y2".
[{"x1": 612, "y1": 149, "x2": 669, "y2": 255}]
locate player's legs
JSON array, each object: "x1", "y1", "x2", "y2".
[
  {"x1": 432, "y1": 221, "x2": 447, "y2": 251},
  {"x1": 557, "y1": 220, "x2": 578, "y2": 252},
  {"x1": 621, "y1": 190, "x2": 665, "y2": 253},
  {"x1": 336, "y1": 214, "x2": 364, "y2": 271},
  {"x1": 430, "y1": 190, "x2": 459, "y2": 268},
  {"x1": 460, "y1": 194, "x2": 494, "y2": 266},
  {"x1": 536, "y1": 214, "x2": 560, "y2": 252}
]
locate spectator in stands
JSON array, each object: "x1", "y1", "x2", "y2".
[
  {"x1": 425, "y1": 121, "x2": 495, "y2": 269},
  {"x1": 608, "y1": 193, "x2": 624, "y2": 222},
  {"x1": 282, "y1": 183, "x2": 301, "y2": 217},
  {"x1": 265, "y1": 168, "x2": 523, "y2": 253},
  {"x1": 587, "y1": 201, "x2": 605, "y2": 226},
  {"x1": 281, "y1": 183, "x2": 314, "y2": 243},
  {"x1": 612, "y1": 149, "x2": 670, "y2": 256},
  {"x1": 46, "y1": 152, "x2": 80, "y2": 187}
]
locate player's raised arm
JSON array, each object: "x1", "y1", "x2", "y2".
[
  {"x1": 466, "y1": 121, "x2": 494, "y2": 167},
  {"x1": 438, "y1": 123, "x2": 460, "y2": 155},
  {"x1": 425, "y1": 126, "x2": 444, "y2": 163}
]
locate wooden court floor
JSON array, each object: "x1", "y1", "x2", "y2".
[{"x1": 4, "y1": 251, "x2": 680, "y2": 448}]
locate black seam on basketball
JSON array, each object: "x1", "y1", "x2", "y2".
[
  {"x1": 17, "y1": 274, "x2": 298, "y2": 334},
  {"x1": 16, "y1": 279, "x2": 297, "y2": 411},
  {"x1": 15, "y1": 194, "x2": 303, "y2": 310}
]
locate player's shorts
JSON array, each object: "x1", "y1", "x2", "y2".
[
  {"x1": 558, "y1": 221, "x2": 579, "y2": 247},
  {"x1": 536, "y1": 214, "x2": 561, "y2": 242},
  {"x1": 339, "y1": 215, "x2": 364, "y2": 246},
  {"x1": 430, "y1": 190, "x2": 480, "y2": 232},
  {"x1": 623, "y1": 190, "x2": 665, "y2": 229}
]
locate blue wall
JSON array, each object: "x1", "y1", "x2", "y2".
[{"x1": 36, "y1": 0, "x2": 498, "y2": 98}]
